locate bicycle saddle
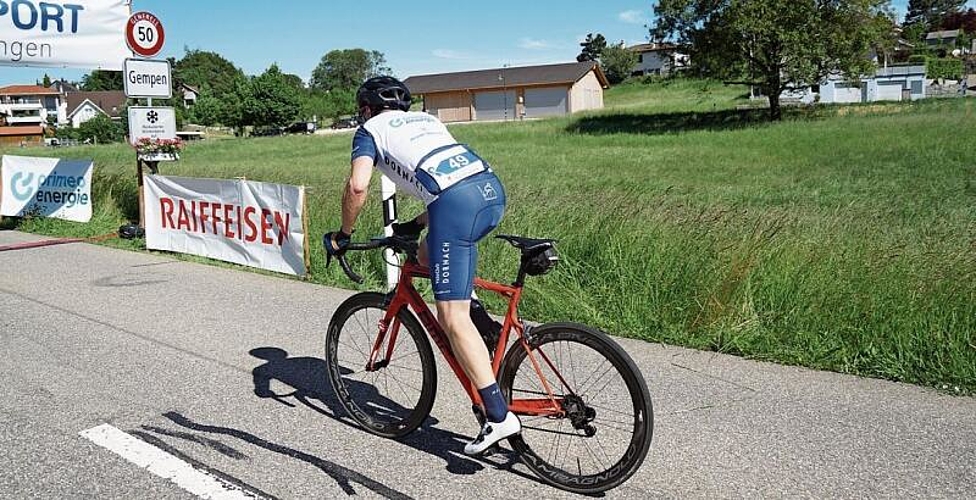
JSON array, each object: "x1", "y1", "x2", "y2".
[{"x1": 495, "y1": 234, "x2": 556, "y2": 253}]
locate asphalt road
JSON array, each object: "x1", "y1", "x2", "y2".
[{"x1": 1, "y1": 230, "x2": 973, "y2": 499}]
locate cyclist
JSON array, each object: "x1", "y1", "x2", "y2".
[{"x1": 324, "y1": 76, "x2": 518, "y2": 455}]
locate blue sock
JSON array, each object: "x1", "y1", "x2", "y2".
[{"x1": 478, "y1": 383, "x2": 508, "y2": 423}]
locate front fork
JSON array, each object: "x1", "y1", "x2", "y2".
[{"x1": 365, "y1": 304, "x2": 402, "y2": 372}]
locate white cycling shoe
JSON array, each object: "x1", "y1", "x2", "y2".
[{"x1": 464, "y1": 411, "x2": 521, "y2": 456}]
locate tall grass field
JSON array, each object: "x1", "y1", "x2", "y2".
[{"x1": 3, "y1": 79, "x2": 974, "y2": 393}]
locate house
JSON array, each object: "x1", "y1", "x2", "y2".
[
  {"x1": 403, "y1": 61, "x2": 609, "y2": 123},
  {"x1": 628, "y1": 43, "x2": 689, "y2": 77},
  {"x1": 0, "y1": 85, "x2": 62, "y2": 127},
  {"x1": 926, "y1": 30, "x2": 962, "y2": 47},
  {"x1": 65, "y1": 91, "x2": 126, "y2": 128},
  {"x1": 819, "y1": 65, "x2": 926, "y2": 104},
  {"x1": 0, "y1": 125, "x2": 45, "y2": 147},
  {"x1": 179, "y1": 82, "x2": 199, "y2": 107}
]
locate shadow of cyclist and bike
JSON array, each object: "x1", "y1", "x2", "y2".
[{"x1": 248, "y1": 346, "x2": 559, "y2": 489}]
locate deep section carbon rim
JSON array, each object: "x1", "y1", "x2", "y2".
[
  {"x1": 326, "y1": 293, "x2": 436, "y2": 439},
  {"x1": 500, "y1": 323, "x2": 653, "y2": 493}
]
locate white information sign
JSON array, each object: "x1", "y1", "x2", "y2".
[
  {"x1": 0, "y1": 0, "x2": 130, "y2": 70},
  {"x1": 124, "y1": 58, "x2": 172, "y2": 98},
  {"x1": 128, "y1": 106, "x2": 177, "y2": 145},
  {"x1": 1, "y1": 155, "x2": 93, "y2": 222},
  {"x1": 143, "y1": 175, "x2": 308, "y2": 277}
]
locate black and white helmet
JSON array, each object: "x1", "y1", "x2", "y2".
[{"x1": 357, "y1": 76, "x2": 411, "y2": 116}]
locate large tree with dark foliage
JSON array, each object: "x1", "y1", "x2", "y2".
[
  {"x1": 172, "y1": 49, "x2": 246, "y2": 99},
  {"x1": 652, "y1": 0, "x2": 893, "y2": 120},
  {"x1": 309, "y1": 49, "x2": 391, "y2": 92},
  {"x1": 79, "y1": 70, "x2": 123, "y2": 91},
  {"x1": 904, "y1": 0, "x2": 967, "y2": 32},
  {"x1": 577, "y1": 33, "x2": 608, "y2": 62},
  {"x1": 241, "y1": 64, "x2": 302, "y2": 131}
]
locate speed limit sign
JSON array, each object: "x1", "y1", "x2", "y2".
[{"x1": 126, "y1": 11, "x2": 166, "y2": 58}]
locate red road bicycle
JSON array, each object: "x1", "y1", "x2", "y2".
[{"x1": 325, "y1": 234, "x2": 653, "y2": 494}]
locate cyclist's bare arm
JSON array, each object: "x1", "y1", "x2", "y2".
[{"x1": 342, "y1": 157, "x2": 374, "y2": 234}]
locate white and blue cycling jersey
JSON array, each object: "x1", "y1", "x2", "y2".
[
  {"x1": 353, "y1": 111, "x2": 506, "y2": 301},
  {"x1": 353, "y1": 110, "x2": 490, "y2": 205}
]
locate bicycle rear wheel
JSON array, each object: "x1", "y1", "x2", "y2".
[
  {"x1": 498, "y1": 322, "x2": 653, "y2": 494},
  {"x1": 326, "y1": 292, "x2": 436, "y2": 439}
]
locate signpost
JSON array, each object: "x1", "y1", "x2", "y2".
[
  {"x1": 125, "y1": 11, "x2": 166, "y2": 59},
  {"x1": 121, "y1": 11, "x2": 174, "y2": 235},
  {"x1": 123, "y1": 58, "x2": 173, "y2": 99},
  {"x1": 128, "y1": 107, "x2": 177, "y2": 147}
]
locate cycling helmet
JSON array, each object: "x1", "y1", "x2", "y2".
[{"x1": 357, "y1": 76, "x2": 411, "y2": 115}]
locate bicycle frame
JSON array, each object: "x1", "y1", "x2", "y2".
[{"x1": 364, "y1": 259, "x2": 567, "y2": 418}]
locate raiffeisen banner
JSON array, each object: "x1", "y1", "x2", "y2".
[
  {"x1": 0, "y1": 0, "x2": 130, "y2": 69},
  {"x1": 1, "y1": 155, "x2": 93, "y2": 222},
  {"x1": 143, "y1": 175, "x2": 308, "y2": 277}
]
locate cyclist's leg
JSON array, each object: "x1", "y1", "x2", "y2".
[
  {"x1": 427, "y1": 173, "x2": 513, "y2": 453},
  {"x1": 426, "y1": 174, "x2": 506, "y2": 374}
]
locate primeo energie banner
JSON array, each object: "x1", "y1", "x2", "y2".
[
  {"x1": 143, "y1": 175, "x2": 308, "y2": 277},
  {"x1": 0, "y1": 0, "x2": 130, "y2": 69},
  {"x1": 1, "y1": 154, "x2": 93, "y2": 222}
]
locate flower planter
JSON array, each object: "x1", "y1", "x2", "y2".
[{"x1": 137, "y1": 152, "x2": 180, "y2": 162}]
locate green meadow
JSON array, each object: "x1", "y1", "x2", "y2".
[{"x1": 4, "y1": 79, "x2": 975, "y2": 393}]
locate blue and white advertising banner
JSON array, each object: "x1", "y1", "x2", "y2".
[
  {"x1": 0, "y1": 0, "x2": 130, "y2": 69},
  {"x1": 1, "y1": 155, "x2": 93, "y2": 222}
]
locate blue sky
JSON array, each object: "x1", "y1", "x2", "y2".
[{"x1": 1, "y1": 0, "x2": 973, "y2": 86}]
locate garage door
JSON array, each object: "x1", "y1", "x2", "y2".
[
  {"x1": 524, "y1": 87, "x2": 568, "y2": 118},
  {"x1": 876, "y1": 81, "x2": 904, "y2": 101},
  {"x1": 833, "y1": 84, "x2": 862, "y2": 103},
  {"x1": 474, "y1": 91, "x2": 516, "y2": 121}
]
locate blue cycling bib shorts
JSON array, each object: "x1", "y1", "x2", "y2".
[{"x1": 426, "y1": 171, "x2": 506, "y2": 301}]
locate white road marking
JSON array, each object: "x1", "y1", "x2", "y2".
[{"x1": 79, "y1": 424, "x2": 265, "y2": 499}]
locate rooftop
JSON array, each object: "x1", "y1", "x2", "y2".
[
  {"x1": 404, "y1": 61, "x2": 608, "y2": 94},
  {"x1": 0, "y1": 125, "x2": 45, "y2": 136},
  {"x1": 628, "y1": 43, "x2": 679, "y2": 53},
  {"x1": 0, "y1": 85, "x2": 60, "y2": 96},
  {"x1": 926, "y1": 29, "x2": 962, "y2": 40}
]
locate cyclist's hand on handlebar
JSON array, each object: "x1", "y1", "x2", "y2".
[{"x1": 323, "y1": 230, "x2": 352, "y2": 259}]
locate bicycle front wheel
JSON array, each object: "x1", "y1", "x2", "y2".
[
  {"x1": 325, "y1": 292, "x2": 437, "y2": 439},
  {"x1": 498, "y1": 322, "x2": 653, "y2": 494}
]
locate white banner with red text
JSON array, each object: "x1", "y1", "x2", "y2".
[
  {"x1": 143, "y1": 175, "x2": 307, "y2": 277},
  {"x1": 0, "y1": 0, "x2": 131, "y2": 69},
  {"x1": 1, "y1": 155, "x2": 93, "y2": 222}
]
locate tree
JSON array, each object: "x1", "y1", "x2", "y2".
[
  {"x1": 653, "y1": 0, "x2": 893, "y2": 120},
  {"x1": 187, "y1": 94, "x2": 224, "y2": 127},
  {"x1": 310, "y1": 49, "x2": 391, "y2": 92},
  {"x1": 940, "y1": 8, "x2": 976, "y2": 33},
  {"x1": 80, "y1": 70, "x2": 123, "y2": 91},
  {"x1": 601, "y1": 43, "x2": 639, "y2": 84},
  {"x1": 241, "y1": 64, "x2": 302, "y2": 130},
  {"x1": 41, "y1": 74, "x2": 51, "y2": 88},
  {"x1": 577, "y1": 33, "x2": 608, "y2": 62},
  {"x1": 77, "y1": 114, "x2": 123, "y2": 144},
  {"x1": 904, "y1": 0, "x2": 967, "y2": 31},
  {"x1": 173, "y1": 48, "x2": 246, "y2": 100}
]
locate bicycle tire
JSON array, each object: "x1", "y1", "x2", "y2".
[
  {"x1": 498, "y1": 322, "x2": 653, "y2": 494},
  {"x1": 326, "y1": 292, "x2": 437, "y2": 439}
]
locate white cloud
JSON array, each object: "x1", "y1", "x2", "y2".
[
  {"x1": 519, "y1": 38, "x2": 555, "y2": 50},
  {"x1": 619, "y1": 9, "x2": 648, "y2": 25},
  {"x1": 432, "y1": 49, "x2": 469, "y2": 60}
]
